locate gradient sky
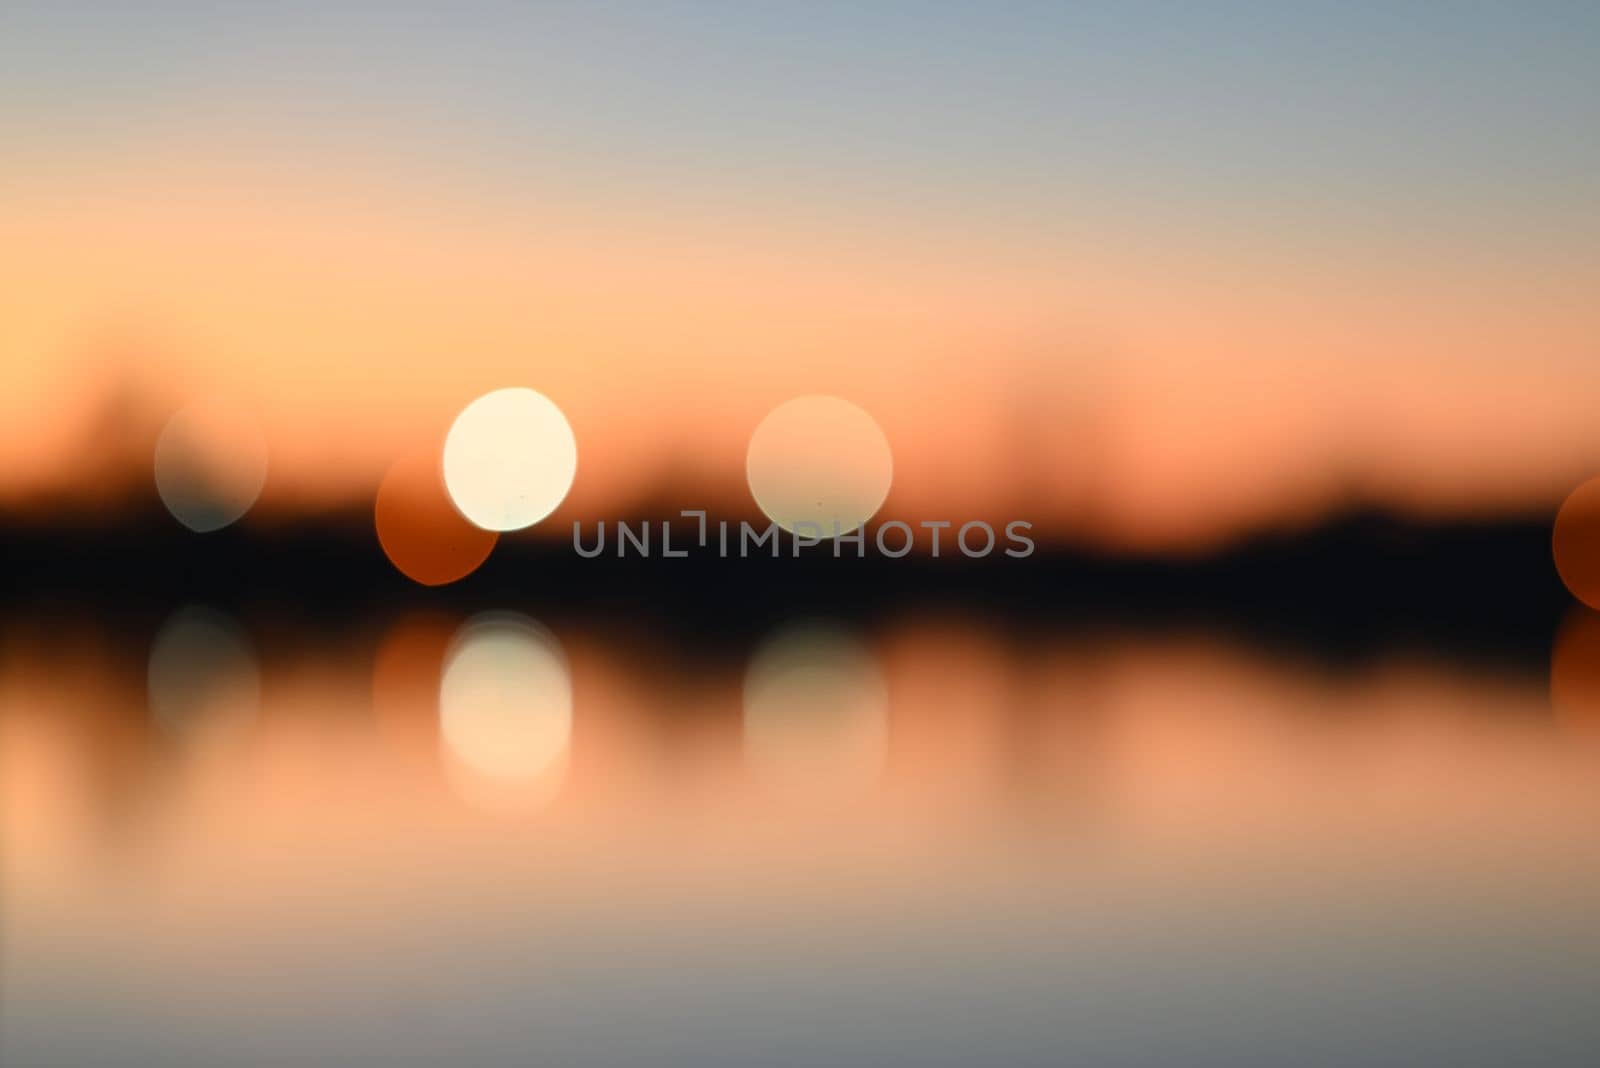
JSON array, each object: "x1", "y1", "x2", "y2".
[{"x1": 3, "y1": 1, "x2": 1598, "y2": 545}]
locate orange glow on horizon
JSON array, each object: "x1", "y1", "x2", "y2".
[{"x1": 3, "y1": 148, "x2": 1599, "y2": 549}]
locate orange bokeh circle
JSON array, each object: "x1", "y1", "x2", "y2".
[
  {"x1": 1553, "y1": 476, "x2": 1600, "y2": 610},
  {"x1": 372, "y1": 611, "x2": 458, "y2": 758},
  {"x1": 1550, "y1": 608, "x2": 1600, "y2": 735},
  {"x1": 374, "y1": 447, "x2": 498, "y2": 586}
]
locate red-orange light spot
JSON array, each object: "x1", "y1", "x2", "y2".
[
  {"x1": 374, "y1": 447, "x2": 497, "y2": 586},
  {"x1": 1553, "y1": 476, "x2": 1600, "y2": 610},
  {"x1": 372, "y1": 611, "x2": 457, "y2": 753},
  {"x1": 1550, "y1": 608, "x2": 1600, "y2": 735}
]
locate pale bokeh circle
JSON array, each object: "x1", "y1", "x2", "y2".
[
  {"x1": 153, "y1": 399, "x2": 269, "y2": 532},
  {"x1": 439, "y1": 613, "x2": 572, "y2": 808},
  {"x1": 746, "y1": 395, "x2": 893, "y2": 536},
  {"x1": 147, "y1": 605, "x2": 260, "y2": 735},
  {"x1": 442, "y1": 388, "x2": 577, "y2": 532},
  {"x1": 744, "y1": 622, "x2": 888, "y2": 796}
]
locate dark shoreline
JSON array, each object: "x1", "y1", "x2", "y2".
[{"x1": 1, "y1": 506, "x2": 1571, "y2": 674}]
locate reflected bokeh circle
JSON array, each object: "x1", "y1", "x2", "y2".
[
  {"x1": 147, "y1": 605, "x2": 260, "y2": 734},
  {"x1": 372, "y1": 611, "x2": 460, "y2": 758},
  {"x1": 439, "y1": 613, "x2": 573, "y2": 807},
  {"x1": 746, "y1": 395, "x2": 893, "y2": 536},
  {"x1": 153, "y1": 399, "x2": 269, "y2": 532},
  {"x1": 744, "y1": 622, "x2": 888, "y2": 795},
  {"x1": 1550, "y1": 607, "x2": 1600, "y2": 735},
  {"x1": 442, "y1": 388, "x2": 577, "y2": 532}
]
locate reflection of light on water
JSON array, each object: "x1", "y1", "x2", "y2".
[
  {"x1": 372, "y1": 611, "x2": 459, "y2": 761},
  {"x1": 147, "y1": 605, "x2": 260, "y2": 735},
  {"x1": 746, "y1": 395, "x2": 893, "y2": 536},
  {"x1": 442, "y1": 388, "x2": 577, "y2": 532},
  {"x1": 153, "y1": 399, "x2": 268, "y2": 532},
  {"x1": 439, "y1": 613, "x2": 572, "y2": 808},
  {"x1": 744, "y1": 623, "x2": 888, "y2": 795},
  {"x1": 1550, "y1": 607, "x2": 1600, "y2": 735},
  {"x1": 15, "y1": 618, "x2": 1600, "y2": 1067}
]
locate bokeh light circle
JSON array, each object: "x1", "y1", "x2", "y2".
[
  {"x1": 375, "y1": 446, "x2": 498, "y2": 585},
  {"x1": 1550, "y1": 608, "x2": 1600, "y2": 735},
  {"x1": 372, "y1": 611, "x2": 459, "y2": 760},
  {"x1": 147, "y1": 605, "x2": 260, "y2": 734},
  {"x1": 442, "y1": 388, "x2": 577, "y2": 532},
  {"x1": 1553, "y1": 476, "x2": 1600, "y2": 610},
  {"x1": 744, "y1": 622, "x2": 888, "y2": 795},
  {"x1": 153, "y1": 399, "x2": 269, "y2": 532},
  {"x1": 746, "y1": 395, "x2": 893, "y2": 536},
  {"x1": 439, "y1": 613, "x2": 572, "y2": 808}
]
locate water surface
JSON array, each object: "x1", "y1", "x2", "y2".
[{"x1": 4, "y1": 610, "x2": 1598, "y2": 1066}]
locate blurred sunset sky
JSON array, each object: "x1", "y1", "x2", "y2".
[{"x1": 3, "y1": 1, "x2": 1598, "y2": 549}]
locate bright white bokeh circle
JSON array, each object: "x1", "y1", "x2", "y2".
[
  {"x1": 439, "y1": 613, "x2": 572, "y2": 808},
  {"x1": 443, "y1": 388, "x2": 577, "y2": 532},
  {"x1": 746, "y1": 395, "x2": 893, "y2": 536},
  {"x1": 153, "y1": 399, "x2": 268, "y2": 532}
]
